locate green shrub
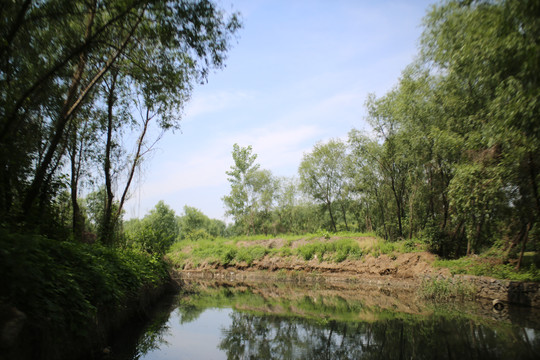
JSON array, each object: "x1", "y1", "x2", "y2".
[
  {"x1": 185, "y1": 228, "x2": 214, "y2": 241},
  {"x1": 236, "y1": 246, "x2": 268, "y2": 265},
  {"x1": 402, "y1": 239, "x2": 417, "y2": 252},
  {"x1": 296, "y1": 239, "x2": 362, "y2": 262},
  {"x1": 435, "y1": 257, "x2": 540, "y2": 282},
  {"x1": 378, "y1": 242, "x2": 395, "y2": 255},
  {"x1": 0, "y1": 229, "x2": 169, "y2": 358},
  {"x1": 220, "y1": 247, "x2": 237, "y2": 266},
  {"x1": 280, "y1": 247, "x2": 293, "y2": 256}
]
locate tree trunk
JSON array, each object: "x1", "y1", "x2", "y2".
[
  {"x1": 390, "y1": 175, "x2": 403, "y2": 237},
  {"x1": 528, "y1": 152, "x2": 540, "y2": 217},
  {"x1": 516, "y1": 222, "x2": 532, "y2": 270},
  {"x1": 327, "y1": 200, "x2": 337, "y2": 232},
  {"x1": 101, "y1": 70, "x2": 118, "y2": 245},
  {"x1": 374, "y1": 187, "x2": 388, "y2": 240},
  {"x1": 0, "y1": 1, "x2": 139, "y2": 143},
  {"x1": 21, "y1": 3, "x2": 96, "y2": 217},
  {"x1": 408, "y1": 183, "x2": 417, "y2": 240},
  {"x1": 69, "y1": 129, "x2": 85, "y2": 241},
  {"x1": 0, "y1": 0, "x2": 32, "y2": 59},
  {"x1": 114, "y1": 107, "x2": 154, "y2": 225},
  {"x1": 21, "y1": 4, "x2": 146, "y2": 217},
  {"x1": 340, "y1": 201, "x2": 349, "y2": 231}
]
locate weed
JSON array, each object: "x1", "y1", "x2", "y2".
[
  {"x1": 435, "y1": 257, "x2": 540, "y2": 282},
  {"x1": 236, "y1": 246, "x2": 268, "y2": 265},
  {"x1": 280, "y1": 247, "x2": 293, "y2": 256},
  {"x1": 418, "y1": 277, "x2": 476, "y2": 301}
]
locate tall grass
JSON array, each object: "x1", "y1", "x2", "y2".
[
  {"x1": 418, "y1": 277, "x2": 477, "y2": 301},
  {"x1": 295, "y1": 238, "x2": 363, "y2": 262}
]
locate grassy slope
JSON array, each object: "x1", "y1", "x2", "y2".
[
  {"x1": 0, "y1": 229, "x2": 170, "y2": 360},
  {"x1": 167, "y1": 232, "x2": 540, "y2": 282}
]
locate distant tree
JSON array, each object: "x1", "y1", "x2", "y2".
[
  {"x1": 126, "y1": 201, "x2": 178, "y2": 254},
  {"x1": 178, "y1": 205, "x2": 225, "y2": 239},
  {"x1": 299, "y1": 139, "x2": 348, "y2": 232},
  {"x1": 223, "y1": 144, "x2": 261, "y2": 235}
]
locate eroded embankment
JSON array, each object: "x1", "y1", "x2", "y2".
[
  {"x1": 173, "y1": 275, "x2": 540, "y2": 330},
  {"x1": 174, "y1": 250, "x2": 540, "y2": 309}
]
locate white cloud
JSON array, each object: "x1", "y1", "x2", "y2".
[
  {"x1": 184, "y1": 90, "x2": 253, "y2": 119},
  {"x1": 225, "y1": 123, "x2": 324, "y2": 171}
]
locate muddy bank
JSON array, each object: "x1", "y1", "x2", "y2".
[{"x1": 174, "y1": 251, "x2": 540, "y2": 309}]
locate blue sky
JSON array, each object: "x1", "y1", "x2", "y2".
[{"x1": 124, "y1": 0, "x2": 435, "y2": 221}]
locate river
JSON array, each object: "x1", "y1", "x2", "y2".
[{"x1": 103, "y1": 278, "x2": 540, "y2": 360}]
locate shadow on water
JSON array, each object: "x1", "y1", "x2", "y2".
[
  {"x1": 104, "y1": 280, "x2": 540, "y2": 360},
  {"x1": 103, "y1": 292, "x2": 178, "y2": 360}
]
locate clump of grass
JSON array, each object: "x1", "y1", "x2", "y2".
[
  {"x1": 364, "y1": 238, "x2": 426, "y2": 258},
  {"x1": 295, "y1": 238, "x2": 363, "y2": 262},
  {"x1": 236, "y1": 246, "x2": 268, "y2": 265},
  {"x1": 418, "y1": 277, "x2": 477, "y2": 301}
]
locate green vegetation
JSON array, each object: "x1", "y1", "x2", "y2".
[
  {"x1": 0, "y1": 229, "x2": 169, "y2": 359},
  {"x1": 1, "y1": 0, "x2": 539, "y2": 356},
  {"x1": 0, "y1": 1, "x2": 240, "y2": 359},
  {"x1": 217, "y1": 0, "x2": 539, "y2": 270},
  {"x1": 296, "y1": 238, "x2": 363, "y2": 262},
  {"x1": 434, "y1": 256, "x2": 540, "y2": 282},
  {"x1": 418, "y1": 277, "x2": 477, "y2": 302},
  {"x1": 166, "y1": 232, "x2": 429, "y2": 269}
]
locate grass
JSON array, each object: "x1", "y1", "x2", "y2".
[
  {"x1": 295, "y1": 238, "x2": 364, "y2": 262},
  {"x1": 418, "y1": 277, "x2": 477, "y2": 301},
  {"x1": 166, "y1": 231, "x2": 429, "y2": 269},
  {"x1": 434, "y1": 255, "x2": 540, "y2": 282},
  {"x1": 167, "y1": 232, "x2": 539, "y2": 283}
]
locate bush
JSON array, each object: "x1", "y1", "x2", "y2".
[
  {"x1": 220, "y1": 247, "x2": 237, "y2": 265},
  {"x1": 0, "y1": 229, "x2": 169, "y2": 359},
  {"x1": 435, "y1": 257, "x2": 540, "y2": 282},
  {"x1": 236, "y1": 246, "x2": 268, "y2": 265},
  {"x1": 185, "y1": 228, "x2": 214, "y2": 241}
]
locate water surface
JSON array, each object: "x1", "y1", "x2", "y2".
[{"x1": 107, "y1": 280, "x2": 540, "y2": 360}]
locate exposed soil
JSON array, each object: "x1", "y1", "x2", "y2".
[
  {"x1": 173, "y1": 236, "x2": 539, "y2": 308},
  {"x1": 181, "y1": 250, "x2": 451, "y2": 280}
]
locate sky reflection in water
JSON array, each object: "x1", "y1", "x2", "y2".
[{"x1": 118, "y1": 283, "x2": 540, "y2": 360}]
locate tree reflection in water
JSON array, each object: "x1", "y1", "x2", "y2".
[
  {"x1": 116, "y1": 283, "x2": 539, "y2": 360},
  {"x1": 217, "y1": 309, "x2": 540, "y2": 360}
]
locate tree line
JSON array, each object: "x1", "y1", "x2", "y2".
[
  {"x1": 222, "y1": 0, "x2": 539, "y2": 265},
  {"x1": 0, "y1": 0, "x2": 240, "y2": 243}
]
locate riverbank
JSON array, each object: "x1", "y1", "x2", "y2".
[
  {"x1": 174, "y1": 276, "x2": 540, "y2": 331},
  {"x1": 166, "y1": 233, "x2": 540, "y2": 308},
  {"x1": 0, "y1": 230, "x2": 173, "y2": 360}
]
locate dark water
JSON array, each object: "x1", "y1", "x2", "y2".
[{"x1": 105, "y1": 280, "x2": 540, "y2": 360}]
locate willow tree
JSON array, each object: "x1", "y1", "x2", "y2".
[
  {"x1": 299, "y1": 139, "x2": 348, "y2": 232},
  {"x1": 0, "y1": 0, "x2": 241, "y2": 240},
  {"x1": 419, "y1": 0, "x2": 539, "y2": 263}
]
